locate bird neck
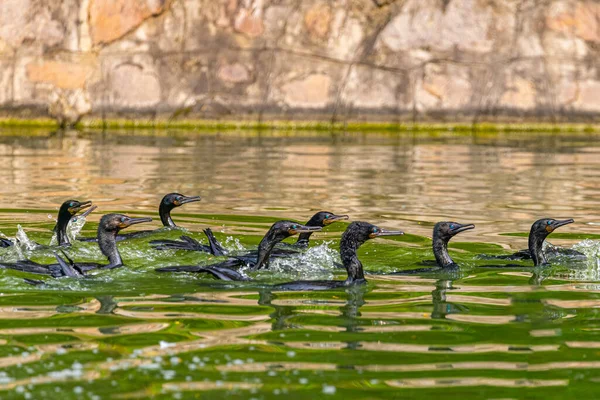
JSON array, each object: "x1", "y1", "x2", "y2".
[
  {"x1": 159, "y1": 203, "x2": 175, "y2": 227},
  {"x1": 529, "y1": 230, "x2": 547, "y2": 266},
  {"x1": 432, "y1": 233, "x2": 455, "y2": 269},
  {"x1": 255, "y1": 229, "x2": 286, "y2": 269},
  {"x1": 340, "y1": 235, "x2": 366, "y2": 282},
  {"x1": 98, "y1": 228, "x2": 122, "y2": 267},
  {"x1": 53, "y1": 211, "x2": 72, "y2": 246},
  {"x1": 295, "y1": 216, "x2": 320, "y2": 246},
  {"x1": 295, "y1": 232, "x2": 313, "y2": 247}
]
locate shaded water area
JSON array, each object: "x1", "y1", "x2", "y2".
[{"x1": 1, "y1": 128, "x2": 600, "y2": 398}]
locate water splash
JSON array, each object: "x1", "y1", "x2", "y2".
[
  {"x1": 224, "y1": 236, "x2": 247, "y2": 252},
  {"x1": 15, "y1": 224, "x2": 39, "y2": 251},
  {"x1": 66, "y1": 215, "x2": 90, "y2": 243},
  {"x1": 567, "y1": 239, "x2": 600, "y2": 280},
  {"x1": 252, "y1": 242, "x2": 338, "y2": 281},
  {"x1": 570, "y1": 240, "x2": 600, "y2": 266}
]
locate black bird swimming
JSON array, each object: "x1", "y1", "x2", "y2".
[
  {"x1": 150, "y1": 211, "x2": 348, "y2": 256},
  {"x1": 1, "y1": 200, "x2": 95, "y2": 248},
  {"x1": 155, "y1": 221, "x2": 322, "y2": 279},
  {"x1": 79, "y1": 193, "x2": 200, "y2": 242},
  {"x1": 433, "y1": 222, "x2": 475, "y2": 269},
  {"x1": 274, "y1": 222, "x2": 404, "y2": 291},
  {"x1": 527, "y1": 218, "x2": 582, "y2": 266},
  {"x1": 394, "y1": 221, "x2": 475, "y2": 274},
  {"x1": 480, "y1": 218, "x2": 583, "y2": 267},
  {"x1": 0, "y1": 214, "x2": 152, "y2": 277}
]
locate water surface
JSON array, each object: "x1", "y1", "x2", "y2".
[{"x1": 0, "y1": 128, "x2": 599, "y2": 399}]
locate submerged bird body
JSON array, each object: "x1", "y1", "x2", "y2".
[
  {"x1": 79, "y1": 193, "x2": 200, "y2": 242},
  {"x1": 155, "y1": 221, "x2": 322, "y2": 278},
  {"x1": 150, "y1": 211, "x2": 348, "y2": 256},
  {"x1": 0, "y1": 214, "x2": 152, "y2": 277}
]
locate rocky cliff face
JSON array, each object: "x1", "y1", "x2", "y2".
[{"x1": 0, "y1": 0, "x2": 599, "y2": 125}]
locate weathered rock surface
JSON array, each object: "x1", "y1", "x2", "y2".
[
  {"x1": 0, "y1": 0, "x2": 599, "y2": 124},
  {"x1": 89, "y1": 0, "x2": 172, "y2": 45},
  {"x1": 48, "y1": 89, "x2": 92, "y2": 127}
]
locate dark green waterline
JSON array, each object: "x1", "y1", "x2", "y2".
[{"x1": 0, "y1": 118, "x2": 598, "y2": 133}]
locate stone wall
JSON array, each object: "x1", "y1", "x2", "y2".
[{"x1": 0, "y1": 0, "x2": 599, "y2": 125}]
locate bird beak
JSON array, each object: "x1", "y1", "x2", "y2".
[
  {"x1": 289, "y1": 225, "x2": 322, "y2": 235},
  {"x1": 323, "y1": 214, "x2": 349, "y2": 225},
  {"x1": 72, "y1": 205, "x2": 97, "y2": 221},
  {"x1": 121, "y1": 217, "x2": 153, "y2": 228},
  {"x1": 176, "y1": 195, "x2": 201, "y2": 206},
  {"x1": 552, "y1": 219, "x2": 574, "y2": 229},
  {"x1": 370, "y1": 229, "x2": 405, "y2": 238},
  {"x1": 69, "y1": 200, "x2": 92, "y2": 214},
  {"x1": 450, "y1": 223, "x2": 475, "y2": 235}
]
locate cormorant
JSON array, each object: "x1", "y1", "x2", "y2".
[
  {"x1": 480, "y1": 218, "x2": 582, "y2": 267},
  {"x1": 78, "y1": 193, "x2": 200, "y2": 242},
  {"x1": 393, "y1": 221, "x2": 475, "y2": 274},
  {"x1": 150, "y1": 211, "x2": 348, "y2": 256},
  {"x1": 0, "y1": 214, "x2": 152, "y2": 277},
  {"x1": 155, "y1": 220, "x2": 322, "y2": 279},
  {"x1": 433, "y1": 222, "x2": 475, "y2": 269},
  {"x1": 1, "y1": 200, "x2": 95, "y2": 248},
  {"x1": 274, "y1": 222, "x2": 404, "y2": 290}
]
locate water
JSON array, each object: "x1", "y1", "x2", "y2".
[{"x1": 0, "y1": 128, "x2": 600, "y2": 398}]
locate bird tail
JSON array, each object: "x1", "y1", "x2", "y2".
[
  {"x1": 54, "y1": 251, "x2": 84, "y2": 278},
  {"x1": 203, "y1": 228, "x2": 228, "y2": 256},
  {"x1": 156, "y1": 256, "x2": 246, "y2": 272},
  {"x1": 0, "y1": 260, "x2": 54, "y2": 276},
  {"x1": 156, "y1": 262, "x2": 249, "y2": 281},
  {"x1": 76, "y1": 236, "x2": 98, "y2": 243},
  {"x1": 198, "y1": 266, "x2": 249, "y2": 281},
  {"x1": 155, "y1": 265, "x2": 208, "y2": 273},
  {"x1": 150, "y1": 235, "x2": 212, "y2": 253}
]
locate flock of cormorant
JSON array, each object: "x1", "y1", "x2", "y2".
[{"x1": 0, "y1": 193, "x2": 585, "y2": 290}]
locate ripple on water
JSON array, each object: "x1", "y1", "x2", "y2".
[{"x1": 0, "y1": 130, "x2": 600, "y2": 397}]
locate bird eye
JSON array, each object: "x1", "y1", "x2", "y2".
[
  {"x1": 372, "y1": 227, "x2": 379, "y2": 233},
  {"x1": 177, "y1": 196, "x2": 182, "y2": 201},
  {"x1": 547, "y1": 220, "x2": 552, "y2": 225},
  {"x1": 120, "y1": 217, "x2": 127, "y2": 222},
  {"x1": 450, "y1": 224, "x2": 455, "y2": 229},
  {"x1": 325, "y1": 214, "x2": 330, "y2": 218},
  {"x1": 291, "y1": 224, "x2": 297, "y2": 229},
  {"x1": 69, "y1": 202, "x2": 75, "y2": 207}
]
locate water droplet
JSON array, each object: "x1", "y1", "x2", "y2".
[{"x1": 322, "y1": 384, "x2": 336, "y2": 395}]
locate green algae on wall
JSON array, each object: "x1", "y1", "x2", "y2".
[{"x1": 0, "y1": 118, "x2": 598, "y2": 134}]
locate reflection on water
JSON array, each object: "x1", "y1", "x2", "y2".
[
  {"x1": 0, "y1": 128, "x2": 599, "y2": 398},
  {"x1": 0, "y1": 129, "x2": 599, "y2": 245}
]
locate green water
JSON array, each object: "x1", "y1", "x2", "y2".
[{"x1": 0, "y1": 129, "x2": 600, "y2": 398}]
